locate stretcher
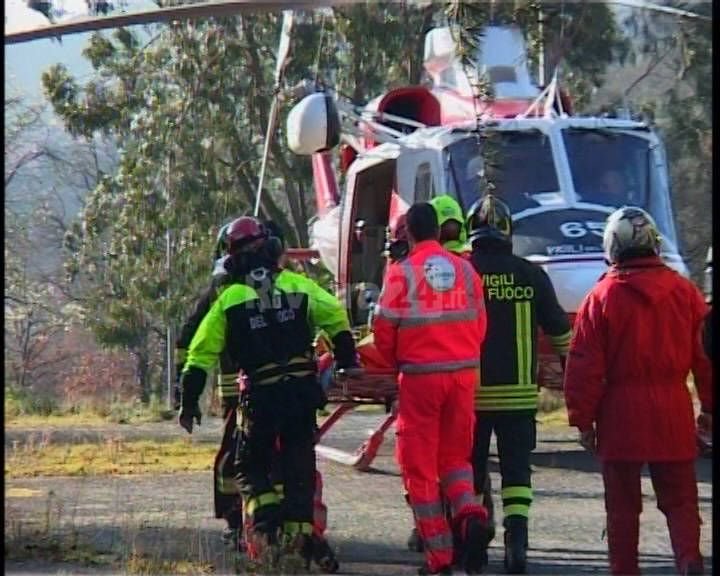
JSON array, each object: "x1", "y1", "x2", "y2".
[{"x1": 314, "y1": 334, "x2": 399, "y2": 471}]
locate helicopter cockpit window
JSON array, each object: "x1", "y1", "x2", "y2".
[
  {"x1": 563, "y1": 129, "x2": 678, "y2": 250},
  {"x1": 448, "y1": 131, "x2": 559, "y2": 214},
  {"x1": 563, "y1": 129, "x2": 650, "y2": 208},
  {"x1": 415, "y1": 162, "x2": 433, "y2": 202}
]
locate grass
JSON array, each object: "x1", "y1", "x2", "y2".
[
  {"x1": 5, "y1": 392, "x2": 177, "y2": 427},
  {"x1": 5, "y1": 496, "x2": 223, "y2": 575},
  {"x1": 5, "y1": 438, "x2": 217, "y2": 478},
  {"x1": 125, "y1": 553, "x2": 215, "y2": 575},
  {"x1": 4, "y1": 530, "x2": 117, "y2": 566},
  {"x1": 5, "y1": 412, "x2": 118, "y2": 428}
]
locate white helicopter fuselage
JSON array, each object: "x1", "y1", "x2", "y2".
[{"x1": 336, "y1": 115, "x2": 687, "y2": 317}]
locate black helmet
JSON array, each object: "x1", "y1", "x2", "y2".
[{"x1": 466, "y1": 194, "x2": 512, "y2": 245}]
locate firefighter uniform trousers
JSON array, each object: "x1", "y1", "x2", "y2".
[
  {"x1": 602, "y1": 460, "x2": 701, "y2": 575},
  {"x1": 397, "y1": 368, "x2": 483, "y2": 570},
  {"x1": 235, "y1": 375, "x2": 318, "y2": 543},
  {"x1": 472, "y1": 411, "x2": 535, "y2": 527},
  {"x1": 214, "y1": 368, "x2": 241, "y2": 528}
]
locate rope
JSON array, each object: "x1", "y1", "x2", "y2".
[{"x1": 313, "y1": 11, "x2": 327, "y2": 86}]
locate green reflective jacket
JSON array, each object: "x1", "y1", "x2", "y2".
[{"x1": 184, "y1": 269, "x2": 350, "y2": 381}]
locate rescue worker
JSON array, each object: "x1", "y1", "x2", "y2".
[
  {"x1": 180, "y1": 216, "x2": 358, "y2": 567},
  {"x1": 374, "y1": 202, "x2": 490, "y2": 575},
  {"x1": 430, "y1": 195, "x2": 471, "y2": 256},
  {"x1": 404, "y1": 195, "x2": 494, "y2": 556},
  {"x1": 175, "y1": 222, "x2": 241, "y2": 544},
  {"x1": 466, "y1": 194, "x2": 572, "y2": 574},
  {"x1": 563, "y1": 206, "x2": 712, "y2": 576}
]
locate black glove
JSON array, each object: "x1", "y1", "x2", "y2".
[
  {"x1": 179, "y1": 403, "x2": 202, "y2": 434},
  {"x1": 331, "y1": 330, "x2": 359, "y2": 370},
  {"x1": 172, "y1": 364, "x2": 184, "y2": 411},
  {"x1": 178, "y1": 366, "x2": 207, "y2": 434}
]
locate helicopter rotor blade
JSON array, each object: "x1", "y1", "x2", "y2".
[
  {"x1": 4, "y1": 0, "x2": 358, "y2": 44},
  {"x1": 606, "y1": 0, "x2": 711, "y2": 22},
  {"x1": 254, "y1": 9, "x2": 294, "y2": 217},
  {"x1": 6, "y1": 0, "x2": 710, "y2": 45}
]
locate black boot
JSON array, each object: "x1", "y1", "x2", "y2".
[
  {"x1": 458, "y1": 515, "x2": 490, "y2": 575},
  {"x1": 504, "y1": 516, "x2": 528, "y2": 574},
  {"x1": 312, "y1": 534, "x2": 340, "y2": 574},
  {"x1": 482, "y1": 475, "x2": 496, "y2": 544},
  {"x1": 407, "y1": 527, "x2": 425, "y2": 552}
]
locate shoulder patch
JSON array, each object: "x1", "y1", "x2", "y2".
[{"x1": 423, "y1": 256, "x2": 456, "y2": 292}]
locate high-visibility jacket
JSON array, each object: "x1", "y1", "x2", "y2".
[
  {"x1": 471, "y1": 240, "x2": 571, "y2": 411},
  {"x1": 564, "y1": 256, "x2": 712, "y2": 461},
  {"x1": 182, "y1": 268, "x2": 354, "y2": 404},
  {"x1": 431, "y1": 195, "x2": 471, "y2": 256},
  {"x1": 373, "y1": 240, "x2": 486, "y2": 373},
  {"x1": 176, "y1": 278, "x2": 238, "y2": 399}
]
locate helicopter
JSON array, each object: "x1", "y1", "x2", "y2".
[
  {"x1": 287, "y1": 23, "x2": 688, "y2": 369},
  {"x1": 5, "y1": 0, "x2": 709, "y2": 468}
]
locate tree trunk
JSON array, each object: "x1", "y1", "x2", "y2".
[{"x1": 133, "y1": 345, "x2": 151, "y2": 404}]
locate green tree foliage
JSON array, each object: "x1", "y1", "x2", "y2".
[
  {"x1": 4, "y1": 91, "x2": 99, "y2": 399},
  {"x1": 442, "y1": 1, "x2": 628, "y2": 111},
  {"x1": 618, "y1": 2, "x2": 711, "y2": 279},
  {"x1": 42, "y1": 3, "x2": 626, "y2": 401}
]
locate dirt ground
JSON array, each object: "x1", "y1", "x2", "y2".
[{"x1": 4, "y1": 412, "x2": 714, "y2": 575}]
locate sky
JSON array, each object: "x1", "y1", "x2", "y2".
[{"x1": 4, "y1": 0, "x2": 154, "y2": 103}]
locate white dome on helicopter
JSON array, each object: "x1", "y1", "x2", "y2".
[
  {"x1": 423, "y1": 25, "x2": 540, "y2": 101},
  {"x1": 286, "y1": 92, "x2": 340, "y2": 156}
]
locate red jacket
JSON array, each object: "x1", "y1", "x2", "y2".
[
  {"x1": 373, "y1": 240, "x2": 486, "y2": 373},
  {"x1": 564, "y1": 256, "x2": 712, "y2": 461}
]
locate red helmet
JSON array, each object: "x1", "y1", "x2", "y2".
[{"x1": 226, "y1": 216, "x2": 268, "y2": 255}]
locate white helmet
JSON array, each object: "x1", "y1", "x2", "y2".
[{"x1": 603, "y1": 206, "x2": 662, "y2": 265}]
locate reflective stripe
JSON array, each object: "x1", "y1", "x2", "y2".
[
  {"x1": 504, "y1": 503, "x2": 530, "y2": 518},
  {"x1": 461, "y1": 259, "x2": 477, "y2": 305},
  {"x1": 284, "y1": 521, "x2": 313, "y2": 536},
  {"x1": 476, "y1": 398, "x2": 538, "y2": 411},
  {"x1": 424, "y1": 531, "x2": 454, "y2": 551},
  {"x1": 399, "y1": 309, "x2": 477, "y2": 327},
  {"x1": 440, "y1": 468, "x2": 474, "y2": 490},
  {"x1": 501, "y1": 486, "x2": 533, "y2": 501},
  {"x1": 449, "y1": 492, "x2": 475, "y2": 516},
  {"x1": 384, "y1": 254, "x2": 481, "y2": 328},
  {"x1": 218, "y1": 373, "x2": 238, "y2": 385},
  {"x1": 217, "y1": 373, "x2": 239, "y2": 398},
  {"x1": 251, "y1": 357, "x2": 316, "y2": 384},
  {"x1": 549, "y1": 330, "x2": 572, "y2": 355},
  {"x1": 246, "y1": 491, "x2": 281, "y2": 516},
  {"x1": 413, "y1": 501, "x2": 445, "y2": 519},
  {"x1": 374, "y1": 306, "x2": 402, "y2": 325},
  {"x1": 175, "y1": 348, "x2": 187, "y2": 365},
  {"x1": 400, "y1": 359, "x2": 480, "y2": 373},
  {"x1": 515, "y1": 301, "x2": 532, "y2": 386},
  {"x1": 478, "y1": 384, "x2": 538, "y2": 397},
  {"x1": 217, "y1": 475, "x2": 239, "y2": 495}
]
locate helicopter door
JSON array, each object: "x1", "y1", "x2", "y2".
[
  {"x1": 342, "y1": 158, "x2": 396, "y2": 326},
  {"x1": 395, "y1": 149, "x2": 443, "y2": 205}
]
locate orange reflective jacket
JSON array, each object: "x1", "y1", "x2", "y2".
[{"x1": 373, "y1": 240, "x2": 486, "y2": 373}]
